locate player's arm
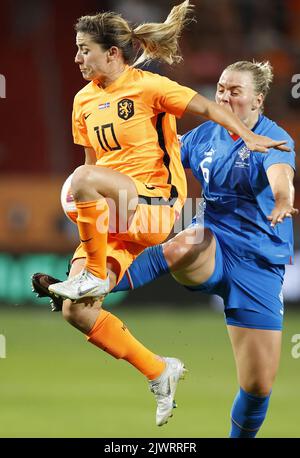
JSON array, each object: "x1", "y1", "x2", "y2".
[
  {"x1": 266, "y1": 163, "x2": 299, "y2": 227},
  {"x1": 84, "y1": 147, "x2": 97, "y2": 165},
  {"x1": 186, "y1": 94, "x2": 290, "y2": 153}
]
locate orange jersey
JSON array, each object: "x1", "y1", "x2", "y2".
[{"x1": 72, "y1": 67, "x2": 197, "y2": 205}]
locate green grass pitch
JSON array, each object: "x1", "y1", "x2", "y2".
[{"x1": 0, "y1": 305, "x2": 299, "y2": 437}]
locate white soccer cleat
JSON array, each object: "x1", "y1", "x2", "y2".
[
  {"x1": 48, "y1": 269, "x2": 110, "y2": 301},
  {"x1": 149, "y1": 357, "x2": 187, "y2": 426}
]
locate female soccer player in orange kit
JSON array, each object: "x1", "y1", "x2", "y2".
[{"x1": 48, "y1": 1, "x2": 289, "y2": 426}]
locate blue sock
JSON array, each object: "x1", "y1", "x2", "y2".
[
  {"x1": 112, "y1": 244, "x2": 169, "y2": 292},
  {"x1": 230, "y1": 387, "x2": 271, "y2": 438}
]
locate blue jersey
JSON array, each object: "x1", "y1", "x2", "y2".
[{"x1": 181, "y1": 115, "x2": 296, "y2": 265}]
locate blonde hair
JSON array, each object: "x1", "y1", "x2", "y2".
[
  {"x1": 75, "y1": 1, "x2": 194, "y2": 66},
  {"x1": 225, "y1": 60, "x2": 274, "y2": 112}
]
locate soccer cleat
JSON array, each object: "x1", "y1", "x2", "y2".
[
  {"x1": 149, "y1": 357, "x2": 187, "y2": 426},
  {"x1": 48, "y1": 268, "x2": 110, "y2": 301},
  {"x1": 31, "y1": 273, "x2": 63, "y2": 312}
]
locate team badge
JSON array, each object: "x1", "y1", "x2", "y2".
[
  {"x1": 234, "y1": 145, "x2": 251, "y2": 168},
  {"x1": 238, "y1": 146, "x2": 250, "y2": 161},
  {"x1": 118, "y1": 98, "x2": 134, "y2": 120}
]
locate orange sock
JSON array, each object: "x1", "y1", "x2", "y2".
[
  {"x1": 76, "y1": 199, "x2": 109, "y2": 280},
  {"x1": 87, "y1": 310, "x2": 166, "y2": 380}
]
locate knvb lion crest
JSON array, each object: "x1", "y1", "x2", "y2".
[{"x1": 118, "y1": 98, "x2": 134, "y2": 120}]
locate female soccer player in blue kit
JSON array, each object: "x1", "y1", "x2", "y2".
[
  {"x1": 33, "y1": 60, "x2": 298, "y2": 436},
  {"x1": 112, "y1": 60, "x2": 299, "y2": 437}
]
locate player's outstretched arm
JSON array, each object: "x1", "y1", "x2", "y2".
[
  {"x1": 186, "y1": 93, "x2": 290, "y2": 153},
  {"x1": 266, "y1": 163, "x2": 299, "y2": 227}
]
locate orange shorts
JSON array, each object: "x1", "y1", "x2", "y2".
[{"x1": 73, "y1": 179, "x2": 184, "y2": 283}]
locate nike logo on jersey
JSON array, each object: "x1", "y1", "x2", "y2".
[
  {"x1": 84, "y1": 113, "x2": 92, "y2": 120},
  {"x1": 80, "y1": 237, "x2": 93, "y2": 243},
  {"x1": 145, "y1": 184, "x2": 155, "y2": 190}
]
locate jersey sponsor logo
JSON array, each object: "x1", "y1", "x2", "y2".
[
  {"x1": 84, "y1": 113, "x2": 92, "y2": 120},
  {"x1": 118, "y1": 98, "x2": 134, "y2": 120},
  {"x1": 98, "y1": 102, "x2": 110, "y2": 110}
]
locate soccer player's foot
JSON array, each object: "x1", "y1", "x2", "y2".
[
  {"x1": 149, "y1": 357, "x2": 187, "y2": 426},
  {"x1": 31, "y1": 273, "x2": 63, "y2": 312},
  {"x1": 48, "y1": 268, "x2": 110, "y2": 301}
]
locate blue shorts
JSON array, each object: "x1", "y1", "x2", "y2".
[{"x1": 186, "y1": 231, "x2": 285, "y2": 331}]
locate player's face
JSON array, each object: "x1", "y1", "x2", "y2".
[
  {"x1": 215, "y1": 70, "x2": 263, "y2": 123},
  {"x1": 75, "y1": 32, "x2": 109, "y2": 81}
]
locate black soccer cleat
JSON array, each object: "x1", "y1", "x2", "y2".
[{"x1": 31, "y1": 272, "x2": 63, "y2": 312}]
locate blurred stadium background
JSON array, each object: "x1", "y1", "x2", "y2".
[{"x1": 0, "y1": 0, "x2": 299, "y2": 437}]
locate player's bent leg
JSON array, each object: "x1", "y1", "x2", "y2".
[
  {"x1": 113, "y1": 226, "x2": 217, "y2": 292},
  {"x1": 49, "y1": 165, "x2": 139, "y2": 298},
  {"x1": 71, "y1": 164, "x2": 138, "y2": 220},
  {"x1": 62, "y1": 258, "x2": 184, "y2": 425},
  {"x1": 165, "y1": 227, "x2": 216, "y2": 286},
  {"x1": 112, "y1": 244, "x2": 170, "y2": 292},
  {"x1": 63, "y1": 258, "x2": 166, "y2": 378},
  {"x1": 227, "y1": 325, "x2": 282, "y2": 438}
]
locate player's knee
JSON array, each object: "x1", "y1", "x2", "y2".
[
  {"x1": 71, "y1": 165, "x2": 94, "y2": 198},
  {"x1": 164, "y1": 239, "x2": 192, "y2": 270},
  {"x1": 201, "y1": 227, "x2": 214, "y2": 249},
  {"x1": 164, "y1": 228, "x2": 212, "y2": 270},
  {"x1": 242, "y1": 380, "x2": 273, "y2": 397}
]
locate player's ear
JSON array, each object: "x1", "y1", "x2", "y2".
[
  {"x1": 252, "y1": 93, "x2": 264, "y2": 111},
  {"x1": 107, "y1": 46, "x2": 120, "y2": 61}
]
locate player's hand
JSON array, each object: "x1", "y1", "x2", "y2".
[
  {"x1": 244, "y1": 133, "x2": 291, "y2": 153},
  {"x1": 267, "y1": 203, "x2": 299, "y2": 227}
]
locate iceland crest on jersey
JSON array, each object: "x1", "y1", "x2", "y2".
[{"x1": 235, "y1": 146, "x2": 251, "y2": 168}]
